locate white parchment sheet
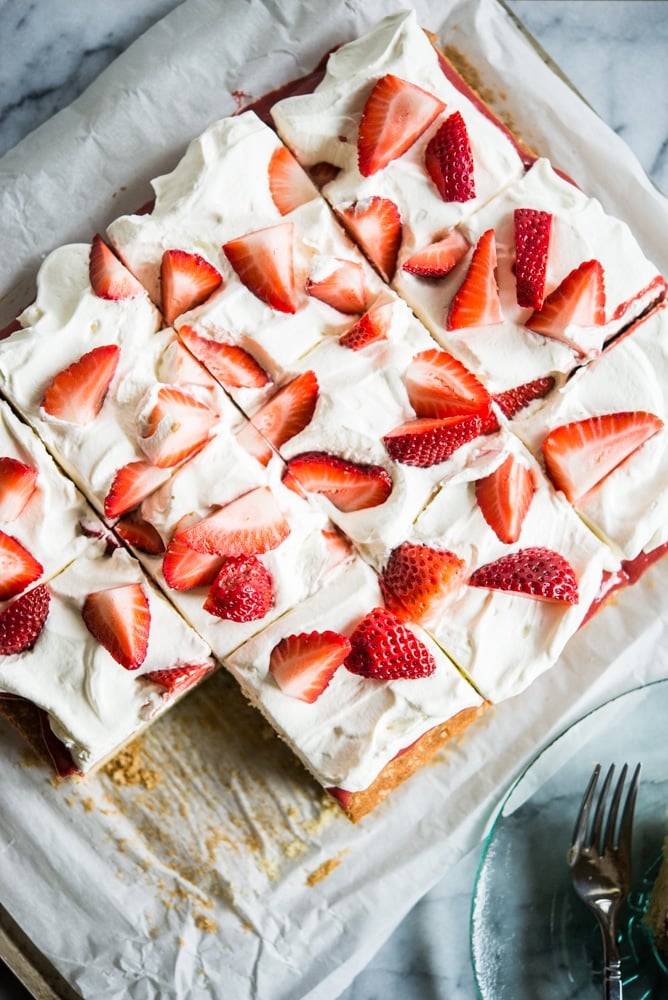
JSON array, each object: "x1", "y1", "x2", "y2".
[{"x1": 1, "y1": 1, "x2": 668, "y2": 997}]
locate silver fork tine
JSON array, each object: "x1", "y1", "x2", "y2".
[
  {"x1": 591, "y1": 764, "x2": 615, "y2": 852},
  {"x1": 571, "y1": 762, "x2": 601, "y2": 855},
  {"x1": 617, "y1": 762, "x2": 641, "y2": 852},
  {"x1": 602, "y1": 764, "x2": 626, "y2": 852}
]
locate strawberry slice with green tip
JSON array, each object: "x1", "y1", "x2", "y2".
[
  {"x1": 142, "y1": 661, "x2": 215, "y2": 696},
  {"x1": 160, "y1": 249, "x2": 223, "y2": 326},
  {"x1": 526, "y1": 259, "x2": 606, "y2": 339},
  {"x1": 0, "y1": 532, "x2": 43, "y2": 601},
  {"x1": 0, "y1": 458, "x2": 38, "y2": 522},
  {"x1": 89, "y1": 234, "x2": 146, "y2": 300},
  {"x1": 236, "y1": 370, "x2": 319, "y2": 465},
  {"x1": 223, "y1": 222, "x2": 297, "y2": 313},
  {"x1": 269, "y1": 630, "x2": 351, "y2": 703},
  {"x1": 514, "y1": 208, "x2": 552, "y2": 309},
  {"x1": 383, "y1": 413, "x2": 482, "y2": 467},
  {"x1": 284, "y1": 452, "x2": 393, "y2": 512},
  {"x1": 203, "y1": 555, "x2": 274, "y2": 622},
  {"x1": 338, "y1": 301, "x2": 394, "y2": 351},
  {"x1": 405, "y1": 348, "x2": 492, "y2": 419},
  {"x1": 475, "y1": 453, "x2": 536, "y2": 544},
  {"x1": 338, "y1": 197, "x2": 402, "y2": 282},
  {"x1": 357, "y1": 73, "x2": 445, "y2": 177},
  {"x1": 104, "y1": 461, "x2": 170, "y2": 520},
  {"x1": 81, "y1": 582, "x2": 151, "y2": 670},
  {"x1": 162, "y1": 519, "x2": 225, "y2": 591},
  {"x1": 306, "y1": 258, "x2": 368, "y2": 314},
  {"x1": 177, "y1": 324, "x2": 269, "y2": 388},
  {"x1": 345, "y1": 607, "x2": 436, "y2": 680},
  {"x1": 424, "y1": 111, "x2": 476, "y2": 203},
  {"x1": 469, "y1": 547, "x2": 579, "y2": 604},
  {"x1": 481, "y1": 375, "x2": 556, "y2": 433},
  {"x1": 0, "y1": 584, "x2": 50, "y2": 655},
  {"x1": 139, "y1": 386, "x2": 219, "y2": 468},
  {"x1": 380, "y1": 543, "x2": 465, "y2": 624},
  {"x1": 402, "y1": 230, "x2": 470, "y2": 278},
  {"x1": 41, "y1": 344, "x2": 120, "y2": 424},
  {"x1": 114, "y1": 512, "x2": 165, "y2": 555},
  {"x1": 446, "y1": 229, "x2": 503, "y2": 330},
  {"x1": 176, "y1": 486, "x2": 291, "y2": 557},
  {"x1": 268, "y1": 145, "x2": 318, "y2": 215},
  {"x1": 542, "y1": 411, "x2": 663, "y2": 502}
]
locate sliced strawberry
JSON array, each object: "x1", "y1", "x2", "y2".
[
  {"x1": 514, "y1": 209, "x2": 552, "y2": 309},
  {"x1": 526, "y1": 259, "x2": 606, "y2": 338},
  {"x1": 41, "y1": 344, "x2": 120, "y2": 424},
  {"x1": 0, "y1": 532, "x2": 43, "y2": 601},
  {"x1": 139, "y1": 386, "x2": 219, "y2": 469},
  {"x1": 379, "y1": 543, "x2": 465, "y2": 623},
  {"x1": 542, "y1": 411, "x2": 663, "y2": 502},
  {"x1": 239, "y1": 370, "x2": 319, "y2": 459},
  {"x1": 142, "y1": 661, "x2": 215, "y2": 696},
  {"x1": 104, "y1": 461, "x2": 169, "y2": 519},
  {"x1": 82, "y1": 582, "x2": 151, "y2": 670},
  {"x1": 268, "y1": 145, "x2": 318, "y2": 214},
  {"x1": 223, "y1": 222, "x2": 297, "y2": 313},
  {"x1": 176, "y1": 486, "x2": 291, "y2": 557},
  {"x1": 0, "y1": 584, "x2": 50, "y2": 655},
  {"x1": 469, "y1": 547, "x2": 579, "y2": 604},
  {"x1": 383, "y1": 414, "x2": 482, "y2": 467},
  {"x1": 38, "y1": 709, "x2": 81, "y2": 777},
  {"x1": 158, "y1": 338, "x2": 216, "y2": 388},
  {"x1": 321, "y1": 526, "x2": 354, "y2": 569},
  {"x1": 162, "y1": 528, "x2": 225, "y2": 591},
  {"x1": 338, "y1": 197, "x2": 402, "y2": 282},
  {"x1": 424, "y1": 111, "x2": 476, "y2": 203},
  {"x1": 160, "y1": 249, "x2": 223, "y2": 325},
  {"x1": 178, "y1": 324, "x2": 269, "y2": 388},
  {"x1": 89, "y1": 234, "x2": 146, "y2": 300},
  {"x1": 0, "y1": 458, "x2": 38, "y2": 522},
  {"x1": 345, "y1": 606, "x2": 436, "y2": 680},
  {"x1": 114, "y1": 512, "x2": 165, "y2": 555},
  {"x1": 475, "y1": 453, "x2": 536, "y2": 544},
  {"x1": 269, "y1": 630, "x2": 351, "y2": 703},
  {"x1": 446, "y1": 229, "x2": 503, "y2": 330},
  {"x1": 405, "y1": 348, "x2": 491, "y2": 419},
  {"x1": 306, "y1": 258, "x2": 368, "y2": 314},
  {"x1": 203, "y1": 555, "x2": 274, "y2": 622},
  {"x1": 482, "y1": 375, "x2": 556, "y2": 433},
  {"x1": 338, "y1": 301, "x2": 394, "y2": 351},
  {"x1": 284, "y1": 452, "x2": 393, "y2": 512},
  {"x1": 402, "y1": 230, "x2": 470, "y2": 278},
  {"x1": 357, "y1": 73, "x2": 445, "y2": 177}
]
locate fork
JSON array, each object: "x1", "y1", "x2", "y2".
[{"x1": 568, "y1": 762, "x2": 641, "y2": 1000}]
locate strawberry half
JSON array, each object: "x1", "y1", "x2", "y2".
[
  {"x1": 0, "y1": 584, "x2": 50, "y2": 655},
  {"x1": 236, "y1": 370, "x2": 319, "y2": 462},
  {"x1": 481, "y1": 375, "x2": 556, "y2": 433},
  {"x1": 269, "y1": 630, "x2": 351, "y2": 703},
  {"x1": 268, "y1": 145, "x2": 318, "y2": 215},
  {"x1": 338, "y1": 301, "x2": 394, "y2": 351},
  {"x1": 223, "y1": 222, "x2": 297, "y2": 313},
  {"x1": 345, "y1": 606, "x2": 436, "y2": 680},
  {"x1": 143, "y1": 661, "x2": 215, "y2": 696},
  {"x1": 89, "y1": 234, "x2": 146, "y2": 300},
  {"x1": 178, "y1": 324, "x2": 269, "y2": 388},
  {"x1": 357, "y1": 73, "x2": 445, "y2": 177},
  {"x1": 475, "y1": 453, "x2": 536, "y2": 544},
  {"x1": 338, "y1": 197, "x2": 402, "y2": 282},
  {"x1": 114, "y1": 512, "x2": 165, "y2": 555},
  {"x1": 383, "y1": 414, "x2": 482, "y2": 467},
  {"x1": 82, "y1": 582, "x2": 151, "y2": 670},
  {"x1": 542, "y1": 411, "x2": 663, "y2": 502},
  {"x1": 0, "y1": 458, "x2": 38, "y2": 522},
  {"x1": 0, "y1": 531, "x2": 43, "y2": 601},
  {"x1": 162, "y1": 522, "x2": 224, "y2": 591},
  {"x1": 402, "y1": 230, "x2": 470, "y2": 278},
  {"x1": 446, "y1": 229, "x2": 503, "y2": 330},
  {"x1": 405, "y1": 348, "x2": 491, "y2": 419},
  {"x1": 514, "y1": 209, "x2": 552, "y2": 310},
  {"x1": 469, "y1": 547, "x2": 579, "y2": 605},
  {"x1": 526, "y1": 259, "x2": 606, "y2": 338},
  {"x1": 203, "y1": 555, "x2": 274, "y2": 622},
  {"x1": 139, "y1": 386, "x2": 219, "y2": 468},
  {"x1": 424, "y1": 111, "x2": 476, "y2": 203},
  {"x1": 104, "y1": 461, "x2": 170, "y2": 520},
  {"x1": 41, "y1": 344, "x2": 120, "y2": 424},
  {"x1": 284, "y1": 452, "x2": 393, "y2": 512},
  {"x1": 306, "y1": 258, "x2": 368, "y2": 314},
  {"x1": 379, "y1": 543, "x2": 465, "y2": 624},
  {"x1": 160, "y1": 249, "x2": 223, "y2": 326},
  {"x1": 175, "y1": 486, "x2": 291, "y2": 557}
]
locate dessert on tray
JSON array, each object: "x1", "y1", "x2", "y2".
[
  {"x1": 645, "y1": 837, "x2": 668, "y2": 957},
  {"x1": 1, "y1": 8, "x2": 667, "y2": 819}
]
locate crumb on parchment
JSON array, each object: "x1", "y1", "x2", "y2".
[{"x1": 305, "y1": 850, "x2": 349, "y2": 887}]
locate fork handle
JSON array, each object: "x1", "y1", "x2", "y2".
[{"x1": 599, "y1": 921, "x2": 623, "y2": 1000}]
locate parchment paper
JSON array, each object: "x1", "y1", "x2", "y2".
[{"x1": 1, "y1": 1, "x2": 668, "y2": 997}]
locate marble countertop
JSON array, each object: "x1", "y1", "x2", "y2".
[{"x1": 1, "y1": 2, "x2": 667, "y2": 998}]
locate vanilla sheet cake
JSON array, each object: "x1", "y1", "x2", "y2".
[{"x1": 0, "y1": 8, "x2": 666, "y2": 821}]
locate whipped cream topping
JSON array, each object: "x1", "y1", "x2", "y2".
[
  {"x1": 0, "y1": 540, "x2": 213, "y2": 771},
  {"x1": 225, "y1": 556, "x2": 483, "y2": 792}
]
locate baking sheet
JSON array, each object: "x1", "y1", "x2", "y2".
[{"x1": 1, "y1": 0, "x2": 668, "y2": 997}]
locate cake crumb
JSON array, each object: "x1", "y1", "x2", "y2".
[
  {"x1": 103, "y1": 741, "x2": 162, "y2": 789},
  {"x1": 194, "y1": 913, "x2": 218, "y2": 934},
  {"x1": 305, "y1": 850, "x2": 348, "y2": 887},
  {"x1": 81, "y1": 797, "x2": 95, "y2": 813}
]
